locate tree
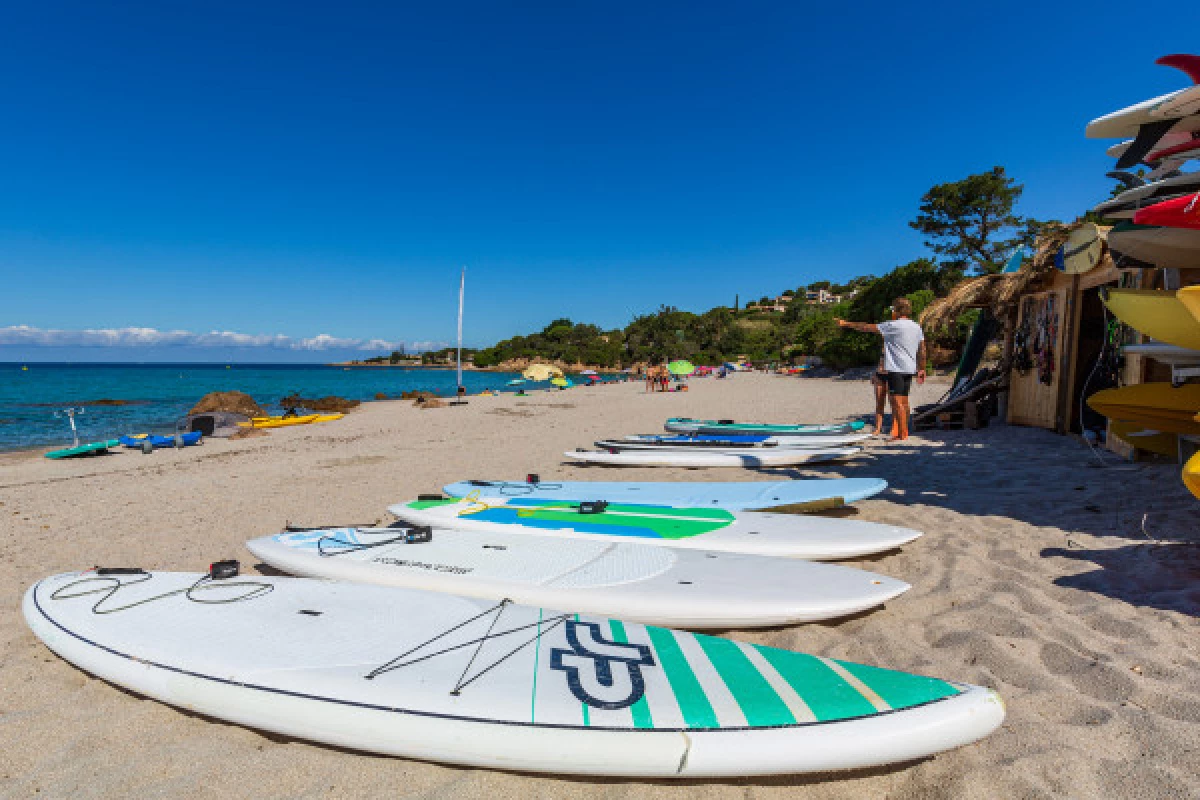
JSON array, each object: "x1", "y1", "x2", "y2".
[{"x1": 911, "y1": 166, "x2": 1033, "y2": 276}]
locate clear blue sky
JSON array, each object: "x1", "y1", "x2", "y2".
[{"x1": 0, "y1": 2, "x2": 1193, "y2": 360}]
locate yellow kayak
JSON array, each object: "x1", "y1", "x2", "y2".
[
  {"x1": 1183, "y1": 451, "x2": 1200, "y2": 500},
  {"x1": 1101, "y1": 289, "x2": 1200, "y2": 350},
  {"x1": 239, "y1": 414, "x2": 320, "y2": 429},
  {"x1": 1107, "y1": 420, "x2": 1178, "y2": 458},
  {"x1": 312, "y1": 413, "x2": 345, "y2": 423},
  {"x1": 1087, "y1": 384, "x2": 1200, "y2": 435}
]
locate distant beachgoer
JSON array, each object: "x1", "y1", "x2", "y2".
[
  {"x1": 644, "y1": 367, "x2": 654, "y2": 393},
  {"x1": 835, "y1": 297, "x2": 926, "y2": 441}
]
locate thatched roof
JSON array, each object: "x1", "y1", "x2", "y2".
[{"x1": 919, "y1": 223, "x2": 1114, "y2": 330}]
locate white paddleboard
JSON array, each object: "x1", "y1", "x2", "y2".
[
  {"x1": 246, "y1": 527, "x2": 910, "y2": 628},
  {"x1": 1108, "y1": 224, "x2": 1200, "y2": 268},
  {"x1": 24, "y1": 571, "x2": 1004, "y2": 777},
  {"x1": 388, "y1": 496, "x2": 921, "y2": 560},
  {"x1": 564, "y1": 447, "x2": 860, "y2": 468},
  {"x1": 1123, "y1": 341, "x2": 1200, "y2": 367}
]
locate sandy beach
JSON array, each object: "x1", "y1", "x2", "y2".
[{"x1": 2, "y1": 373, "x2": 1197, "y2": 798}]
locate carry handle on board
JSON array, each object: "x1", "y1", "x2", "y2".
[{"x1": 577, "y1": 501, "x2": 608, "y2": 514}]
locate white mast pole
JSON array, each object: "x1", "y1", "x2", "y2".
[{"x1": 456, "y1": 266, "x2": 465, "y2": 391}]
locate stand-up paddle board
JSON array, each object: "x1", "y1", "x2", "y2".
[
  {"x1": 1101, "y1": 288, "x2": 1200, "y2": 350},
  {"x1": 443, "y1": 478, "x2": 889, "y2": 511},
  {"x1": 24, "y1": 571, "x2": 1004, "y2": 777},
  {"x1": 1091, "y1": 172, "x2": 1200, "y2": 219},
  {"x1": 565, "y1": 447, "x2": 860, "y2": 468},
  {"x1": 44, "y1": 439, "x2": 121, "y2": 459},
  {"x1": 1183, "y1": 451, "x2": 1200, "y2": 500},
  {"x1": 1107, "y1": 420, "x2": 1178, "y2": 458},
  {"x1": 1087, "y1": 383, "x2": 1200, "y2": 435},
  {"x1": 665, "y1": 417, "x2": 866, "y2": 436},
  {"x1": 1133, "y1": 192, "x2": 1200, "y2": 230},
  {"x1": 247, "y1": 527, "x2": 910, "y2": 628},
  {"x1": 1177, "y1": 285, "x2": 1200, "y2": 326},
  {"x1": 1122, "y1": 341, "x2": 1200, "y2": 367},
  {"x1": 1107, "y1": 223, "x2": 1200, "y2": 268},
  {"x1": 604, "y1": 433, "x2": 870, "y2": 450},
  {"x1": 1087, "y1": 56, "x2": 1200, "y2": 168},
  {"x1": 389, "y1": 496, "x2": 920, "y2": 560}
]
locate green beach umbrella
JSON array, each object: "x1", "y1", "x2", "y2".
[{"x1": 667, "y1": 360, "x2": 696, "y2": 376}]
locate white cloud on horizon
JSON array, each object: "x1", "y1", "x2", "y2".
[{"x1": 0, "y1": 325, "x2": 443, "y2": 352}]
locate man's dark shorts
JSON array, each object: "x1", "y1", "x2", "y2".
[{"x1": 886, "y1": 372, "x2": 914, "y2": 396}]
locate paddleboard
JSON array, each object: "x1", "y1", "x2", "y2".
[
  {"x1": 1107, "y1": 420, "x2": 1177, "y2": 458},
  {"x1": 1133, "y1": 192, "x2": 1200, "y2": 230},
  {"x1": 1122, "y1": 341, "x2": 1200, "y2": 367},
  {"x1": 389, "y1": 496, "x2": 920, "y2": 560},
  {"x1": 118, "y1": 431, "x2": 203, "y2": 449},
  {"x1": 1091, "y1": 172, "x2": 1200, "y2": 219},
  {"x1": 1183, "y1": 451, "x2": 1200, "y2": 500},
  {"x1": 665, "y1": 417, "x2": 866, "y2": 436},
  {"x1": 1086, "y1": 56, "x2": 1200, "y2": 148},
  {"x1": 606, "y1": 432, "x2": 871, "y2": 450},
  {"x1": 1107, "y1": 222, "x2": 1200, "y2": 268},
  {"x1": 1177, "y1": 285, "x2": 1200, "y2": 327},
  {"x1": 247, "y1": 527, "x2": 910, "y2": 628},
  {"x1": 1054, "y1": 223, "x2": 1104, "y2": 274},
  {"x1": 1146, "y1": 135, "x2": 1200, "y2": 164},
  {"x1": 1101, "y1": 288, "x2": 1200, "y2": 349},
  {"x1": 1087, "y1": 383, "x2": 1200, "y2": 435},
  {"x1": 443, "y1": 478, "x2": 889, "y2": 511},
  {"x1": 24, "y1": 571, "x2": 1004, "y2": 777},
  {"x1": 44, "y1": 439, "x2": 120, "y2": 460},
  {"x1": 565, "y1": 447, "x2": 860, "y2": 468}
]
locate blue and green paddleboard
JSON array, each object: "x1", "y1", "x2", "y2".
[
  {"x1": 45, "y1": 439, "x2": 120, "y2": 459},
  {"x1": 444, "y1": 477, "x2": 887, "y2": 512},
  {"x1": 665, "y1": 417, "x2": 867, "y2": 436}
]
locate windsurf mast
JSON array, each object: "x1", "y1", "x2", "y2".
[{"x1": 456, "y1": 266, "x2": 466, "y2": 392}]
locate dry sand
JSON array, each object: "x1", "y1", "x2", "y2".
[{"x1": 1, "y1": 374, "x2": 1197, "y2": 798}]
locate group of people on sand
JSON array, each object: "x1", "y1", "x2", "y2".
[
  {"x1": 643, "y1": 364, "x2": 672, "y2": 392},
  {"x1": 835, "y1": 296, "x2": 926, "y2": 441}
]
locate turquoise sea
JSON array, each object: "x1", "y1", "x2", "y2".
[{"x1": 0, "y1": 363, "x2": 588, "y2": 452}]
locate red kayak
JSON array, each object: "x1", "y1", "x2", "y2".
[{"x1": 1133, "y1": 193, "x2": 1200, "y2": 230}]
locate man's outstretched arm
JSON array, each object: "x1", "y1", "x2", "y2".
[{"x1": 835, "y1": 319, "x2": 880, "y2": 334}]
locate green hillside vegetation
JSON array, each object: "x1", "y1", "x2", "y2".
[{"x1": 471, "y1": 168, "x2": 1056, "y2": 370}]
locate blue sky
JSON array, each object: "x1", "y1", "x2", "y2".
[{"x1": 0, "y1": 2, "x2": 1194, "y2": 360}]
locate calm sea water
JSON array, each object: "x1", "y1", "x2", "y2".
[{"x1": 0, "y1": 363, "x2": 586, "y2": 452}]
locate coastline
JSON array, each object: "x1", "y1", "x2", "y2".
[{"x1": 3, "y1": 373, "x2": 1196, "y2": 797}]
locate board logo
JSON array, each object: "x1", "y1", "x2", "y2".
[{"x1": 550, "y1": 621, "x2": 655, "y2": 710}]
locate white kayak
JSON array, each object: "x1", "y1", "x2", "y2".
[
  {"x1": 246, "y1": 527, "x2": 910, "y2": 628},
  {"x1": 607, "y1": 432, "x2": 872, "y2": 449},
  {"x1": 25, "y1": 571, "x2": 1005, "y2": 777},
  {"x1": 565, "y1": 446, "x2": 860, "y2": 468},
  {"x1": 388, "y1": 496, "x2": 921, "y2": 560}
]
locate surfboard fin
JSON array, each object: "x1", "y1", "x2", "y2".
[
  {"x1": 1116, "y1": 119, "x2": 1178, "y2": 169},
  {"x1": 1106, "y1": 171, "x2": 1145, "y2": 190},
  {"x1": 1156, "y1": 54, "x2": 1200, "y2": 85}
]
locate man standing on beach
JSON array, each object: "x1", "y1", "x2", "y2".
[{"x1": 835, "y1": 297, "x2": 926, "y2": 441}]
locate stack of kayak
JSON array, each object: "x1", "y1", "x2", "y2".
[
  {"x1": 25, "y1": 471, "x2": 1006, "y2": 777},
  {"x1": 567, "y1": 417, "x2": 869, "y2": 467}
]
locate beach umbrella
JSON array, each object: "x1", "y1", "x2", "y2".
[
  {"x1": 523, "y1": 364, "x2": 563, "y2": 381},
  {"x1": 667, "y1": 360, "x2": 696, "y2": 376}
]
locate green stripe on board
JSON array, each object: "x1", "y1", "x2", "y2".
[
  {"x1": 575, "y1": 614, "x2": 589, "y2": 727},
  {"x1": 645, "y1": 627, "x2": 719, "y2": 728},
  {"x1": 753, "y1": 646, "x2": 876, "y2": 721},
  {"x1": 406, "y1": 498, "x2": 460, "y2": 510},
  {"x1": 609, "y1": 620, "x2": 654, "y2": 729},
  {"x1": 694, "y1": 635, "x2": 796, "y2": 727},
  {"x1": 530, "y1": 608, "x2": 543, "y2": 724},
  {"x1": 833, "y1": 660, "x2": 961, "y2": 710},
  {"x1": 523, "y1": 500, "x2": 733, "y2": 521}
]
